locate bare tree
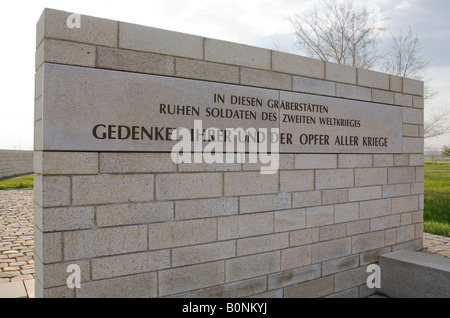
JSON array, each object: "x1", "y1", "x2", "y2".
[
  {"x1": 383, "y1": 28, "x2": 429, "y2": 79},
  {"x1": 289, "y1": 0, "x2": 386, "y2": 69},
  {"x1": 382, "y1": 27, "x2": 439, "y2": 100},
  {"x1": 424, "y1": 109, "x2": 450, "y2": 139},
  {"x1": 383, "y1": 27, "x2": 449, "y2": 138}
]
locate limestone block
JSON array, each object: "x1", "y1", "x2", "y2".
[
  {"x1": 156, "y1": 173, "x2": 222, "y2": 200},
  {"x1": 412, "y1": 96, "x2": 424, "y2": 109},
  {"x1": 64, "y1": 225, "x2": 147, "y2": 260},
  {"x1": 357, "y1": 68, "x2": 389, "y2": 90},
  {"x1": 349, "y1": 186, "x2": 382, "y2": 202},
  {"x1": 281, "y1": 245, "x2": 312, "y2": 270},
  {"x1": 321, "y1": 189, "x2": 348, "y2": 205},
  {"x1": 334, "y1": 266, "x2": 368, "y2": 292},
  {"x1": 315, "y1": 169, "x2": 354, "y2": 189},
  {"x1": 326, "y1": 62, "x2": 356, "y2": 84},
  {"x1": 224, "y1": 172, "x2": 278, "y2": 196},
  {"x1": 394, "y1": 93, "x2": 413, "y2": 107},
  {"x1": 77, "y1": 273, "x2": 158, "y2": 298},
  {"x1": 403, "y1": 124, "x2": 420, "y2": 137},
  {"x1": 403, "y1": 137, "x2": 424, "y2": 154},
  {"x1": 410, "y1": 154, "x2": 424, "y2": 166},
  {"x1": 272, "y1": 51, "x2": 324, "y2": 78},
  {"x1": 240, "y1": 193, "x2": 291, "y2": 214},
  {"x1": 41, "y1": 206, "x2": 95, "y2": 231},
  {"x1": 346, "y1": 220, "x2": 370, "y2": 236},
  {"x1": 393, "y1": 154, "x2": 410, "y2": 166},
  {"x1": 237, "y1": 233, "x2": 289, "y2": 257},
  {"x1": 36, "y1": 39, "x2": 96, "y2": 70},
  {"x1": 401, "y1": 212, "x2": 413, "y2": 226},
  {"x1": 336, "y1": 83, "x2": 371, "y2": 101},
  {"x1": 292, "y1": 190, "x2": 322, "y2": 208},
  {"x1": 40, "y1": 152, "x2": 98, "y2": 175},
  {"x1": 36, "y1": 260, "x2": 90, "y2": 288},
  {"x1": 388, "y1": 167, "x2": 416, "y2": 184},
  {"x1": 175, "y1": 57, "x2": 239, "y2": 84},
  {"x1": 306, "y1": 205, "x2": 334, "y2": 228},
  {"x1": 351, "y1": 231, "x2": 385, "y2": 253},
  {"x1": 355, "y1": 168, "x2": 387, "y2": 187},
  {"x1": 218, "y1": 212, "x2": 273, "y2": 240},
  {"x1": 34, "y1": 228, "x2": 62, "y2": 264},
  {"x1": 311, "y1": 237, "x2": 352, "y2": 263},
  {"x1": 97, "y1": 46, "x2": 175, "y2": 76},
  {"x1": 274, "y1": 208, "x2": 306, "y2": 232},
  {"x1": 292, "y1": 76, "x2": 335, "y2": 96},
  {"x1": 392, "y1": 195, "x2": 419, "y2": 214},
  {"x1": 100, "y1": 153, "x2": 176, "y2": 173},
  {"x1": 373, "y1": 154, "x2": 394, "y2": 167},
  {"x1": 92, "y1": 250, "x2": 170, "y2": 280},
  {"x1": 382, "y1": 183, "x2": 411, "y2": 198},
  {"x1": 370, "y1": 215, "x2": 401, "y2": 231},
  {"x1": 34, "y1": 175, "x2": 71, "y2": 208},
  {"x1": 240, "y1": 67, "x2": 292, "y2": 90},
  {"x1": 284, "y1": 276, "x2": 334, "y2": 298},
  {"x1": 359, "y1": 198, "x2": 391, "y2": 219},
  {"x1": 72, "y1": 174, "x2": 154, "y2": 205},
  {"x1": 35, "y1": 65, "x2": 43, "y2": 99},
  {"x1": 175, "y1": 197, "x2": 238, "y2": 220},
  {"x1": 403, "y1": 107, "x2": 424, "y2": 125},
  {"x1": 295, "y1": 154, "x2": 337, "y2": 169},
  {"x1": 204, "y1": 38, "x2": 271, "y2": 70},
  {"x1": 411, "y1": 182, "x2": 424, "y2": 195},
  {"x1": 322, "y1": 255, "x2": 359, "y2": 276},
  {"x1": 338, "y1": 154, "x2": 372, "y2": 168},
  {"x1": 225, "y1": 251, "x2": 280, "y2": 283},
  {"x1": 178, "y1": 277, "x2": 267, "y2": 298},
  {"x1": 79, "y1": 273, "x2": 157, "y2": 298},
  {"x1": 171, "y1": 241, "x2": 236, "y2": 267},
  {"x1": 320, "y1": 223, "x2": 347, "y2": 241},
  {"x1": 37, "y1": 8, "x2": 118, "y2": 48},
  {"x1": 268, "y1": 264, "x2": 321, "y2": 290},
  {"x1": 280, "y1": 170, "x2": 314, "y2": 193},
  {"x1": 334, "y1": 202, "x2": 359, "y2": 223},
  {"x1": 396, "y1": 224, "x2": 416, "y2": 243},
  {"x1": 148, "y1": 219, "x2": 217, "y2": 250},
  {"x1": 96, "y1": 202, "x2": 173, "y2": 227},
  {"x1": 389, "y1": 75, "x2": 403, "y2": 92},
  {"x1": 119, "y1": 22, "x2": 203, "y2": 59},
  {"x1": 35, "y1": 96, "x2": 43, "y2": 122},
  {"x1": 403, "y1": 78, "x2": 424, "y2": 96},
  {"x1": 372, "y1": 89, "x2": 394, "y2": 104}
]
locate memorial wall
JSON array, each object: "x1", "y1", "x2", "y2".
[{"x1": 34, "y1": 8, "x2": 424, "y2": 297}]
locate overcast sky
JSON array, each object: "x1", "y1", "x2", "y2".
[{"x1": 0, "y1": 0, "x2": 448, "y2": 150}]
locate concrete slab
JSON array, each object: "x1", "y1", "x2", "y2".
[
  {"x1": 379, "y1": 250, "x2": 450, "y2": 298},
  {"x1": 24, "y1": 280, "x2": 35, "y2": 298},
  {"x1": 0, "y1": 281, "x2": 28, "y2": 298}
]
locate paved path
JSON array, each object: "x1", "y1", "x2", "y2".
[
  {"x1": 423, "y1": 233, "x2": 450, "y2": 258},
  {"x1": 0, "y1": 190, "x2": 34, "y2": 284},
  {"x1": 0, "y1": 189, "x2": 449, "y2": 297}
]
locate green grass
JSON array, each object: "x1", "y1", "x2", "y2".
[
  {"x1": 424, "y1": 163, "x2": 450, "y2": 237},
  {"x1": 0, "y1": 174, "x2": 34, "y2": 190}
]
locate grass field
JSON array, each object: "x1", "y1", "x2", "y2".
[
  {"x1": 0, "y1": 174, "x2": 34, "y2": 190},
  {"x1": 424, "y1": 163, "x2": 450, "y2": 237}
]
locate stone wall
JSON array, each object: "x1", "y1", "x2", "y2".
[
  {"x1": 34, "y1": 8, "x2": 424, "y2": 298},
  {"x1": 0, "y1": 150, "x2": 33, "y2": 179}
]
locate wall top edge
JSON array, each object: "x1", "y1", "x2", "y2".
[{"x1": 36, "y1": 8, "x2": 424, "y2": 96}]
